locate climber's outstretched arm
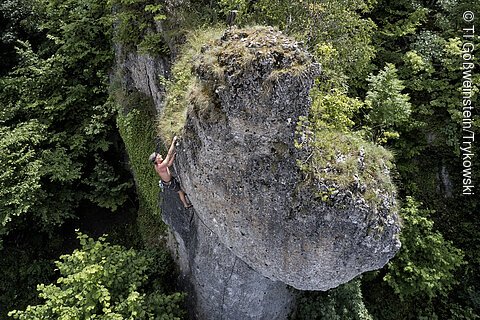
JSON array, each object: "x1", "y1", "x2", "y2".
[
  {"x1": 163, "y1": 136, "x2": 178, "y2": 165},
  {"x1": 167, "y1": 152, "x2": 176, "y2": 167}
]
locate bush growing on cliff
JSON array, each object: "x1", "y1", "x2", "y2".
[
  {"x1": 296, "y1": 118, "x2": 396, "y2": 211},
  {"x1": 309, "y1": 86, "x2": 364, "y2": 133},
  {"x1": 8, "y1": 233, "x2": 185, "y2": 319}
]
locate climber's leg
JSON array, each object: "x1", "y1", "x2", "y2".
[{"x1": 178, "y1": 190, "x2": 192, "y2": 208}]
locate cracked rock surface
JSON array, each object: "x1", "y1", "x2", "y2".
[
  {"x1": 175, "y1": 27, "x2": 401, "y2": 291},
  {"x1": 162, "y1": 187, "x2": 294, "y2": 320}
]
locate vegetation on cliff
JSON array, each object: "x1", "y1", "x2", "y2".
[{"x1": 159, "y1": 27, "x2": 224, "y2": 143}]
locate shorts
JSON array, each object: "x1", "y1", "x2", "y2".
[{"x1": 160, "y1": 177, "x2": 181, "y2": 192}]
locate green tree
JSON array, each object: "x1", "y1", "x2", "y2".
[
  {"x1": 107, "y1": 0, "x2": 168, "y2": 55},
  {"x1": 0, "y1": 236, "x2": 56, "y2": 320},
  {"x1": 363, "y1": 197, "x2": 471, "y2": 320},
  {"x1": 364, "y1": 63, "x2": 412, "y2": 143},
  {"x1": 0, "y1": 0, "x2": 42, "y2": 75},
  {"x1": 8, "y1": 233, "x2": 185, "y2": 319},
  {"x1": 0, "y1": 0, "x2": 132, "y2": 243},
  {"x1": 360, "y1": 0, "x2": 480, "y2": 316},
  {"x1": 384, "y1": 197, "x2": 464, "y2": 300}
]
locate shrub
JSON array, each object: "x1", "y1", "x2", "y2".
[{"x1": 8, "y1": 233, "x2": 185, "y2": 319}]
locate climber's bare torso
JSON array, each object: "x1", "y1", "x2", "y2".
[{"x1": 154, "y1": 155, "x2": 172, "y2": 182}]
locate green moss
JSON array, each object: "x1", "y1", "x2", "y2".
[
  {"x1": 158, "y1": 27, "x2": 225, "y2": 143},
  {"x1": 297, "y1": 121, "x2": 396, "y2": 210},
  {"x1": 112, "y1": 81, "x2": 167, "y2": 246}
]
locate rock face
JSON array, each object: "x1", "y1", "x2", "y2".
[
  {"x1": 162, "y1": 189, "x2": 295, "y2": 320},
  {"x1": 114, "y1": 29, "x2": 296, "y2": 319},
  {"x1": 115, "y1": 43, "x2": 168, "y2": 113},
  {"x1": 175, "y1": 27, "x2": 401, "y2": 291},
  {"x1": 116, "y1": 25, "x2": 401, "y2": 319}
]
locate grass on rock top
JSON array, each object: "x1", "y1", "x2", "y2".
[
  {"x1": 296, "y1": 123, "x2": 397, "y2": 211},
  {"x1": 158, "y1": 26, "x2": 313, "y2": 144},
  {"x1": 158, "y1": 27, "x2": 224, "y2": 144}
]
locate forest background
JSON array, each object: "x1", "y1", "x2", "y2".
[{"x1": 0, "y1": 0, "x2": 479, "y2": 318}]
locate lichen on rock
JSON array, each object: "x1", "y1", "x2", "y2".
[{"x1": 171, "y1": 26, "x2": 401, "y2": 291}]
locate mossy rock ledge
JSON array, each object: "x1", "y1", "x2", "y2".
[{"x1": 174, "y1": 27, "x2": 401, "y2": 291}]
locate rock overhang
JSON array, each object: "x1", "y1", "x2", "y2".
[{"x1": 172, "y1": 26, "x2": 401, "y2": 290}]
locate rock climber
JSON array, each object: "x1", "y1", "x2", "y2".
[{"x1": 149, "y1": 136, "x2": 192, "y2": 209}]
